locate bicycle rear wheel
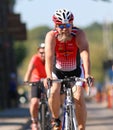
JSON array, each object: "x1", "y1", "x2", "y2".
[{"x1": 39, "y1": 103, "x2": 51, "y2": 130}]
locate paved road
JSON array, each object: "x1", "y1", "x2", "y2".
[
  {"x1": 0, "y1": 101, "x2": 113, "y2": 130},
  {"x1": 86, "y1": 101, "x2": 113, "y2": 130},
  {"x1": 25, "y1": 101, "x2": 113, "y2": 130},
  {"x1": 0, "y1": 104, "x2": 30, "y2": 130}
]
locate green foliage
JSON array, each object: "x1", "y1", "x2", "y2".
[
  {"x1": 28, "y1": 26, "x2": 51, "y2": 42},
  {"x1": 14, "y1": 41, "x2": 27, "y2": 67},
  {"x1": 85, "y1": 22, "x2": 103, "y2": 44},
  {"x1": 84, "y1": 22, "x2": 109, "y2": 82},
  {"x1": 89, "y1": 43, "x2": 107, "y2": 82}
]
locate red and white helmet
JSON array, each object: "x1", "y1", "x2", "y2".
[{"x1": 52, "y1": 9, "x2": 74, "y2": 24}]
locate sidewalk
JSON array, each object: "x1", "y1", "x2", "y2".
[{"x1": 0, "y1": 104, "x2": 30, "y2": 130}]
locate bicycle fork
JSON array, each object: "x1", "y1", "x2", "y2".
[
  {"x1": 62, "y1": 88, "x2": 77, "y2": 130},
  {"x1": 62, "y1": 102, "x2": 70, "y2": 130},
  {"x1": 62, "y1": 89, "x2": 72, "y2": 130}
]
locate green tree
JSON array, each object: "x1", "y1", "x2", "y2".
[{"x1": 14, "y1": 41, "x2": 27, "y2": 67}]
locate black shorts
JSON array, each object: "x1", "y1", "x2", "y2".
[
  {"x1": 31, "y1": 81, "x2": 44, "y2": 98},
  {"x1": 53, "y1": 67, "x2": 81, "y2": 94},
  {"x1": 53, "y1": 67, "x2": 81, "y2": 79}
]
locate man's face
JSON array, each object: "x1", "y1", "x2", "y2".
[
  {"x1": 55, "y1": 23, "x2": 72, "y2": 35},
  {"x1": 55, "y1": 22, "x2": 73, "y2": 42},
  {"x1": 38, "y1": 48, "x2": 45, "y2": 61}
]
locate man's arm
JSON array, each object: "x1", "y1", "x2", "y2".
[
  {"x1": 45, "y1": 31, "x2": 55, "y2": 79},
  {"x1": 24, "y1": 60, "x2": 34, "y2": 82},
  {"x1": 76, "y1": 30, "x2": 91, "y2": 78}
]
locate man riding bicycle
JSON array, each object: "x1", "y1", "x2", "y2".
[
  {"x1": 44, "y1": 9, "x2": 93, "y2": 130},
  {"x1": 24, "y1": 43, "x2": 46, "y2": 130}
]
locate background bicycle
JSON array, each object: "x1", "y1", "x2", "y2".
[{"x1": 26, "y1": 81, "x2": 51, "y2": 130}]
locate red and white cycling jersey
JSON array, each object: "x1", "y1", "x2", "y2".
[{"x1": 54, "y1": 27, "x2": 79, "y2": 71}]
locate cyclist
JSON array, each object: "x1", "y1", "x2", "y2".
[
  {"x1": 24, "y1": 43, "x2": 46, "y2": 130},
  {"x1": 44, "y1": 9, "x2": 93, "y2": 130}
]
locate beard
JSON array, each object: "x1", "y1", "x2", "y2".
[{"x1": 57, "y1": 32, "x2": 71, "y2": 43}]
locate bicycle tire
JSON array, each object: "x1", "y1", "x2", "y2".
[
  {"x1": 69, "y1": 105, "x2": 73, "y2": 130},
  {"x1": 39, "y1": 103, "x2": 46, "y2": 130}
]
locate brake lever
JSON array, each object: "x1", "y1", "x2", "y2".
[
  {"x1": 47, "y1": 78, "x2": 52, "y2": 98},
  {"x1": 87, "y1": 77, "x2": 93, "y2": 87},
  {"x1": 86, "y1": 77, "x2": 93, "y2": 96}
]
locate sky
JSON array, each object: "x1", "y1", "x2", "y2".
[{"x1": 14, "y1": 0, "x2": 113, "y2": 30}]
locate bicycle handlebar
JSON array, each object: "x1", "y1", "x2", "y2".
[
  {"x1": 24, "y1": 76, "x2": 92, "y2": 96},
  {"x1": 24, "y1": 78, "x2": 45, "y2": 86},
  {"x1": 51, "y1": 76, "x2": 86, "y2": 83},
  {"x1": 47, "y1": 76, "x2": 92, "y2": 96}
]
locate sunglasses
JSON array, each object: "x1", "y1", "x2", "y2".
[
  {"x1": 39, "y1": 52, "x2": 44, "y2": 54},
  {"x1": 58, "y1": 23, "x2": 71, "y2": 29}
]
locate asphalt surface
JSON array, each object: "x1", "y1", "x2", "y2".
[
  {"x1": 86, "y1": 101, "x2": 113, "y2": 130},
  {"x1": 0, "y1": 101, "x2": 113, "y2": 130},
  {"x1": 0, "y1": 104, "x2": 30, "y2": 130}
]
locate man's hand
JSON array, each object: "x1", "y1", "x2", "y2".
[
  {"x1": 43, "y1": 78, "x2": 52, "y2": 89},
  {"x1": 86, "y1": 76, "x2": 94, "y2": 87},
  {"x1": 24, "y1": 81, "x2": 29, "y2": 85}
]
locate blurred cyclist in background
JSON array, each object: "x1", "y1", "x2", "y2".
[
  {"x1": 24, "y1": 43, "x2": 46, "y2": 130},
  {"x1": 44, "y1": 9, "x2": 93, "y2": 130}
]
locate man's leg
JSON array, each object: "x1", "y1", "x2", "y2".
[
  {"x1": 48, "y1": 82, "x2": 61, "y2": 118},
  {"x1": 30, "y1": 98, "x2": 39, "y2": 122},
  {"x1": 48, "y1": 82, "x2": 62, "y2": 129},
  {"x1": 72, "y1": 86, "x2": 87, "y2": 130},
  {"x1": 30, "y1": 98, "x2": 39, "y2": 130}
]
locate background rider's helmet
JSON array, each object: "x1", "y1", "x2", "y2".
[
  {"x1": 38, "y1": 43, "x2": 45, "y2": 49},
  {"x1": 52, "y1": 9, "x2": 74, "y2": 24},
  {"x1": 39, "y1": 43, "x2": 45, "y2": 48}
]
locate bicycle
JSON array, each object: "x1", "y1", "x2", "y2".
[
  {"x1": 26, "y1": 81, "x2": 51, "y2": 130},
  {"x1": 47, "y1": 76, "x2": 91, "y2": 130}
]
